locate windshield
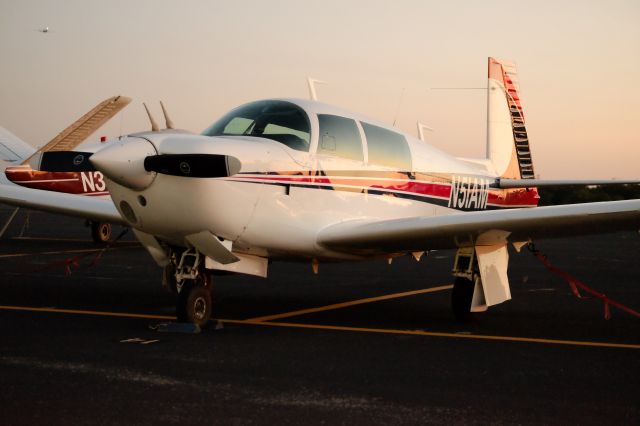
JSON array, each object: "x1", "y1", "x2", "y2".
[{"x1": 202, "y1": 100, "x2": 311, "y2": 152}]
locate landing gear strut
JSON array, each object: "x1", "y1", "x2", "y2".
[
  {"x1": 451, "y1": 247, "x2": 477, "y2": 321},
  {"x1": 168, "y1": 248, "x2": 213, "y2": 327}
]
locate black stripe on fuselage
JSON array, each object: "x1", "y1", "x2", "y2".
[{"x1": 226, "y1": 178, "x2": 515, "y2": 212}]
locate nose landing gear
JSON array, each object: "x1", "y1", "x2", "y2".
[{"x1": 167, "y1": 248, "x2": 213, "y2": 327}]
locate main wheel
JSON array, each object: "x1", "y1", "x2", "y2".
[
  {"x1": 451, "y1": 276, "x2": 474, "y2": 321},
  {"x1": 91, "y1": 222, "x2": 112, "y2": 243},
  {"x1": 176, "y1": 281, "x2": 212, "y2": 327}
]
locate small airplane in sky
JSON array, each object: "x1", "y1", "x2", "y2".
[{"x1": 1, "y1": 57, "x2": 639, "y2": 326}]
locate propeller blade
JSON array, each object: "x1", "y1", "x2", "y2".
[
  {"x1": 144, "y1": 154, "x2": 241, "y2": 178},
  {"x1": 39, "y1": 151, "x2": 95, "y2": 172}
]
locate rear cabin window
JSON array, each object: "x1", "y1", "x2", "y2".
[
  {"x1": 202, "y1": 100, "x2": 311, "y2": 152},
  {"x1": 361, "y1": 122, "x2": 412, "y2": 171},
  {"x1": 317, "y1": 115, "x2": 363, "y2": 162}
]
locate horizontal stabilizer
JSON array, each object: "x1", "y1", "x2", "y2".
[{"x1": 496, "y1": 179, "x2": 640, "y2": 189}]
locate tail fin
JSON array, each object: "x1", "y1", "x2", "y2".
[
  {"x1": 486, "y1": 57, "x2": 535, "y2": 179},
  {"x1": 0, "y1": 126, "x2": 35, "y2": 167}
]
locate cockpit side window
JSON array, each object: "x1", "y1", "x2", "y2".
[
  {"x1": 202, "y1": 100, "x2": 311, "y2": 152},
  {"x1": 317, "y1": 115, "x2": 363, "y2": 162},
  {"x1": 361, "y1": 122, "x2": 412, "y2": 171}
]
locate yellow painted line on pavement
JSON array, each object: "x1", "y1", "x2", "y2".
[
  {"x1": 247, "y1": 284, "x2": 453, "y2": 322},
  {"x1": 0, "y1": 245, "x2": 139, "y2": 259},
  {"x1": 223, "y1": 319, "x2": 640, "y2": 350},
  {"x1": 2, "y1": 304, "x2": 639, "y2": 350},
  {"x1": 12, "y1": 237, "x2": 95, "y2": 243},
  {"x1": 0, "y1": 305, "x2": 174, "y2": 320}
]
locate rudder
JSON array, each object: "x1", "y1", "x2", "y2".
[{"x1": 486, "y1": 57, "x2": 535, "y2": 179}]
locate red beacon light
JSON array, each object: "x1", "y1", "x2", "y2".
[{"x1": 100, "y1": 136, "x2": 107, "y2": 143}]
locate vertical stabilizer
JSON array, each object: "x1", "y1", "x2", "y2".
[
  {"x1": 486, "y1": 58, "x2": 535, "y2": 179},
  {"x1": 0, "y1": 126, "x2": 35, "y2": 167}
]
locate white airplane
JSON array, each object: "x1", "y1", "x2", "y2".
[{"x1": 2, "y1": 57, "x2": 639, "y2": 326}]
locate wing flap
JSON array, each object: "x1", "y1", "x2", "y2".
[
  {"x1": 0, "y1": 183, "x2": 124, "y2": 224},
  {"x1": 317, "y1": 200, "x2": 640, "y2": 254}
]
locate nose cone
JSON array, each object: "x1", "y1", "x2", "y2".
[{"x1": 90, "y1": 136, "x2": 157, "y2": 190}]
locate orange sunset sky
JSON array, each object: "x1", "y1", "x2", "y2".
[{"x1": 1, "y1": 0, "x2": 638, "y2": 179}]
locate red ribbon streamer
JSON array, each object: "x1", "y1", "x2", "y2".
[
  {"x1": 34, "y1": 228, "x2": 129, "y2": 276},
  {"x1": 530, "y1": 247, "x2": 640, "y2": 320}
]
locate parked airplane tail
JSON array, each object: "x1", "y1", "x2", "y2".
[
  {"x1": 486, "y1": 57, "x2": 535, "y2": 180},
  {"x1": 0, "y1": 126, "x2": 35, "y2": 167}
]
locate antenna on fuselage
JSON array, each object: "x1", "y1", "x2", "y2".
[
  {"x1": 417, "y1": 122, "x2": 434, "y2": 142},
  {"x1": 307, "y1": 77, "x2": 326, "y2": 101},
  {"x1": 143, "y1": 103, "x2": 159, "y2": 132},
  {"x1": 392, "y1": 87, "x2": 406, "y2": 127},
  {"x1": 160, "y1": 101, "x2": 175, "y2": 129}
]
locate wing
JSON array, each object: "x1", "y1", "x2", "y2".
[
  {"x1": 22, "y1": 95, "x2": 131, "y2": 168},
  {"x1": 0, "y1": 182, "x2": 125, "y2": 224},
  {"x1": 317, "y1": 200, "x2": 640, "y2": 255}
]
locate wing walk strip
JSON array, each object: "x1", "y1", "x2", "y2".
[{"x1": 246, "y1": 285, "x2": 453, "y2": 322}]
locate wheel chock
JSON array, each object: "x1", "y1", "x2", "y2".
[{"x1": 151, "y1": 322, "x2": 201, "y2": 334}]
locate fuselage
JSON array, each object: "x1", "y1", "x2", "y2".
[{"x1": 98, "y1": 98, "x2": 538, "y2": 260}]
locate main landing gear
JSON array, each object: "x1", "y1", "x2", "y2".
[
  {"x1": 451, "y1": 247, "x2": 478, "y2": 321},
  {"x1": 164, "y1": 248, "x2": 213, "y2": 327},
  {"x1": 89, "y1": 221, "x2": 112, "y2": 243}
]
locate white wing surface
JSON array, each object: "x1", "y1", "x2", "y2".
[
  {"x1": 317, "y1": 200, "x2": 640, "y2": 255},
  {"x1": 0, "y1": 183, "x2": 124, "y2": 224}
]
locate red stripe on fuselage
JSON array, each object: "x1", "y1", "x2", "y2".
[
  {"x1": 231, "y1": 173, "x2": 539, "y2": 209},
  {"x1": 5, "y1": 168, "x2": 108, "y2": 195}
]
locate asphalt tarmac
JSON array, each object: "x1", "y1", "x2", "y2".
[{"x1": 0, "y1": 205, "x2": 639, "y2": 425}]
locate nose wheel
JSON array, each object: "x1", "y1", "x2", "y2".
[{"x1": 177, "y1": 280, "x2": 212, "y2": 327}]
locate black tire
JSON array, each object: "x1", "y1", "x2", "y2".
[
  {"x1": 91, "y1": 222, "x2": 112, "y2": 243},
  {"x1": 451, "y1": 276, "x2": 474, "y2": 321},
  {"x1": 176, "y1": 280, "x2": 212, "y2": 327}
]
